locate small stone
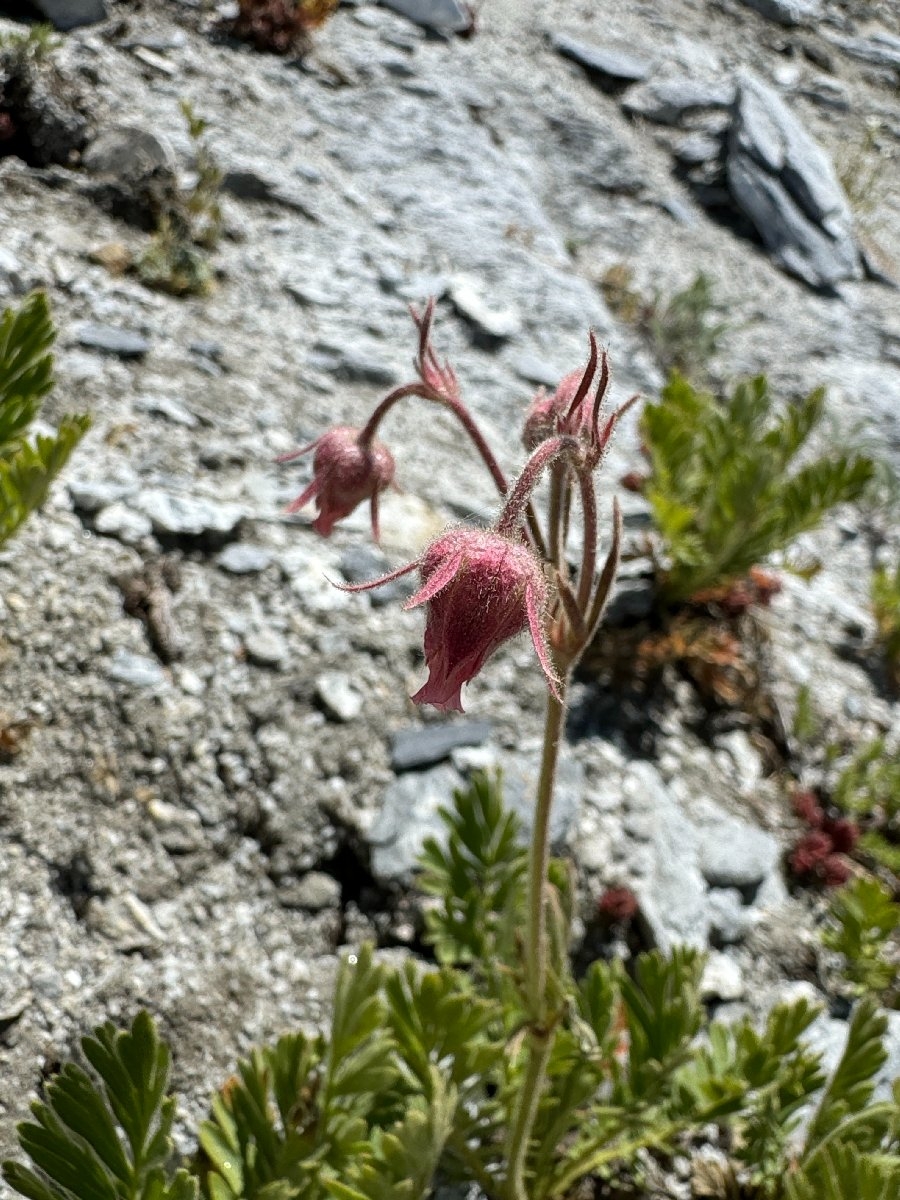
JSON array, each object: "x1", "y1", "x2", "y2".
[
  {"x1": 216, "y1": 544, "x2": 273, "y2": 575},
  {"x1": 315, "y1": 672, "x2": 363, "y2": 722},
  {"x1": 369, "y1": 764, "x2": 462, "y2": 884},
  {"x1": 0, "y1": 247, "x2": 25, "y2": 296},
  {"x1": 83, "y1": 124, "x2": 177, "y2": 179},
  {"x1": 107, "y1": 650, "x2": 166, "y2": 688},
  {"x1": 622, "y1": 77, "x2": 735, "y2": 126},
  {"x1": 29, "y1": 0, "x2": 107, "y2": 30},
  {"x1": 708, "y1": 888, "x2": 752, "y2": 945},
  {"x1": 701, "y1": 952, "x2": 745, "y2": 1002},
  {"x1": 449, "y1": 276, "x2": 521, "y2": 346},
  {"x1": 75, "y1": 323, "x2": 150, "y2": 360},
  {"x1": 244, "y1": 629, "x2": 289, "y2": 670},
  {"x1": 510, "y1": 352, "x2": 566, "y2": 388},
  {"x1": 738, "y1": 0, "x2": 822, "y2": 25},
  {"x1": 135, "y1": 490, "x2": 244, "y2": 544},
  {"x1": 93, "y1": 503, "x2": 153, "y2": 545},
  {"x1": 552, "y1": 34, "x2": 652, "y2": 91},
  {"x1": 68, "y1": 477, "x2": 137, "y2": 513},
  {"x1": 380, "y1": 0, "x2": 471, "y2": 34},
  {"x1": 133, "y1": 393, "x2": 198, "y2": 428},
  {"x1": 391, "y1": 720, "x2": 493, "y2": 772},
  {"x1": 281, "y1": 871, "x2": 341, "y2": 911},
  {"x1": 693, "y1": 801, "x2": 780, "y2": 891}
]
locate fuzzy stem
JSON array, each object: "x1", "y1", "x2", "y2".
[
  {"x1": 497, "y1": 437, "x2": 579, "y2": 540},
  {"x1": 576, "y1": 469, "x2": 599, "y2": 613},
  {"x1": 505, "y1": 1026, "x2": 554, "y2": 1200},
  {"x1": 359, "y1": 383, "x2": 548, "y2": 557},
  {"x1": 505, "y1": 678, "x2": 569, "y2": 1200}
]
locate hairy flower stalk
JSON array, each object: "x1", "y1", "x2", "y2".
[{"x1": 285, "y1": 305, "x2": 635, "y2": 1200}]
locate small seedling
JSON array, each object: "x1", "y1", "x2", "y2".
[{"x1": 137, "y1": 102, "x2": 222, "y2": 297}]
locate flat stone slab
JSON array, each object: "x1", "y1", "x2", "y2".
[{"x1": 552, "y1": 34, "x2": 652, "y2": 91}]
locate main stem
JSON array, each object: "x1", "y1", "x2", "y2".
[{"x1": 506, "y1": 678, "x2": 568, "y2": 1200}]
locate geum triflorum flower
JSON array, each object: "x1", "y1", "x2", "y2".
[
  {"x1": 339, "y1": 527, "x2": 559, "y2": 713},
  {"x1": 276, "y1": 424, "x2": 395, "y2": 540}
]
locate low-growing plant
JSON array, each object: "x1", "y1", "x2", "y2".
[
  {"x1": 871, "y1": 558, "x2": 900, "y2": 692},
  {"x1": 6, "y1": 305, "x2": 899, "y2": 1199},
  {"x1": 833, "y1": 737, "x2": 900, "y2": 877},
  {"x1": 822, "y1": 875, "x2": 900, "y2": 1006},
  {"x1": 0, "y1": 292, "x2": 89, "y2": 549},
  {"x1": 226, "y1": 0, "x2": 339, "y2": 55},
  {"x1": 0, "y1": 22, "x2": 60, "y2": 61},
  {"x1": 638, "y1": 372, "x2": 875, "y2": 605},
  {"x1": 601, "y1": 265, "x2": 727, "y2": 380},
  {"x1": 137, "y1": 102, "x2": 223, "y2": 297},
  {"x1": 6, "y1": 778, "x2": 900, "y2": 1200}
]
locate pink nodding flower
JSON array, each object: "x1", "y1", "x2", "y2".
[
  {"x1": 340, "y1": 527, "x2": 560, "y2": 712},
  {"x1": 277, "y1": 425, "x2": 395, "y2": 541}
]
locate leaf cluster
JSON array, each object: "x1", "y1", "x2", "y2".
[
  {"x1": 2, "y1": 1011, "x2": 197, "y2": 1200},
  {"x1": 6, "y1": 776, "x2": 900, "y2": 1200},
  {"x1": 0, "y1": 292, "x2": 89, "y2": 549},
  {"x1": 833, "y1": 738, "x2": 900, "y2": 876},
  {"x1": 641, "y1": 372, "x2": 875, "y2": 604},
  {"x1": 600, "y1": 267, "x2": 727, "y2": 381},
  {"x1": 822, "y1": 876, "x2": 900, "y2": 1004}
]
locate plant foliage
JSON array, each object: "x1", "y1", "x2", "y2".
[
  {"x1": 833, "y1": 738, "x2": 900, "y2": 877},
  {"x1": 823, "y1": 876, "x2": 900, "y2": 1004},
  {"x1": 872, "y1": 558, "x2": 900, "y2": 692},
  {"x1": 0, "y1": 292, "x2": 89, "y2": 549},
  {"x1": 640, "y1": 372, "x2": 875, "y2": 603},
  {"x1": 6, "y1": 777, "x2": 900, "y2": 1200},
  {"x1": 2, "y1": 1011, "x2": 197, "y2": 1200}
]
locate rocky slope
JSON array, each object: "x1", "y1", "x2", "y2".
[{"x1": 0, "y1": 0, "x2": 898, "y2": 1176}]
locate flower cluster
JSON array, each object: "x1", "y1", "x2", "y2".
[{"x1": 279, "y1": 302, "x2": 634, "y2": 711}]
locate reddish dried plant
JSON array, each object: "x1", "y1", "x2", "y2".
[
  {"x1": 228, "y1": 0, "x2": 337, "y2": 55},
  {"x1": 789, "y1": 788, "x2": 858, "y2": 888},
  {"x1": 597, "y1": 885, "x2": 639, "y2": 924}
]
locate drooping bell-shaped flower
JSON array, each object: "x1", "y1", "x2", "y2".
[
  {"x1": 339, "y1": 527, "x2": 560, "y2": 712},
  {"x1": 277, "y1": 425, "x2": 395, "y2": 541}
]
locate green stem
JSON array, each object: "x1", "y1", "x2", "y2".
[
  {"x1": 505, "y1": 1029, "x2": 554, "y2": 1200},
  {"x1": 505, "y1": 681, "x2": 569, "y2": 1200}
]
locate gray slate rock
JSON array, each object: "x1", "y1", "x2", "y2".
[
  {"x1": 135, "y1": 490, "x2": 244, "y2": 544},
  {"x1": 68, "y1": 477, "x2": 137, "y2": 513},
  {"x1": 107, "y1": 650, "x2": 166, "y2": 688},
  {"x1": 622, "y1": 77, "x2": 735, "y2": 126},
  {"x1": 83, "y1": 125, "x2": 176, "y2": 178},
  {"x1": 369, "y1": 764, "x2": 462, "y2": 883},
  {"x1": 831, "y1": 32, "x2": 900, "y2": 74},
  {"x1": 726, "y1": 73, "x2": 860, "y2": 289},
  {"x1": 738, "y1": 0, "x2": 822, "y2": 26},
  {"x1": 693, "y1": 800, "x2": 780, "y2": 891},
  {"x1": 29, "y1": 0, "x2": 107, "y2": 30},
  {"x1": 75, "y1": 323, "x2": 150, "y2": 359},
  {"x1": 315, "y1": 672, "x2": 364, "y2": 722},
  {"x1": 625, "y1": 762, "x2": 711, "y2": 951},
  {"x1": 391, "y1": 720, "x2": 493, "y2": 771},
  {"x1": 552, "y1": 34, "x2": 652, "y2": 91},
  {"x1": 216, "y1": 544, "x2": 273, "y2": 575},
  {"x1": 245, "y1": 629, "x2": 289, "y2": 670},
  {"x1": 381, "y1": 0, "x2": 471, "y2": 34},
  {"x1": 449, "y1": 276, "x2": 521, "y2": 346},
  {"x1": 94, "y1": 503, "x2": 153, "y2": 545}
]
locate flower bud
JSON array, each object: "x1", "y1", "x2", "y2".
[{"x1": 279, "y1": 425, "x2": 395, "y2": 541}]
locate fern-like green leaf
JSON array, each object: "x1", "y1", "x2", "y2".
[
  {"x1": 2, "y1": 1012, "x2": 196, "y2": 1200},
  {"x1": 802, "y1": 997, "x2": 888, "y2": 1160},
  {"x1": 417, "y1": 772, "x2": 526, "y2": 966}
]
